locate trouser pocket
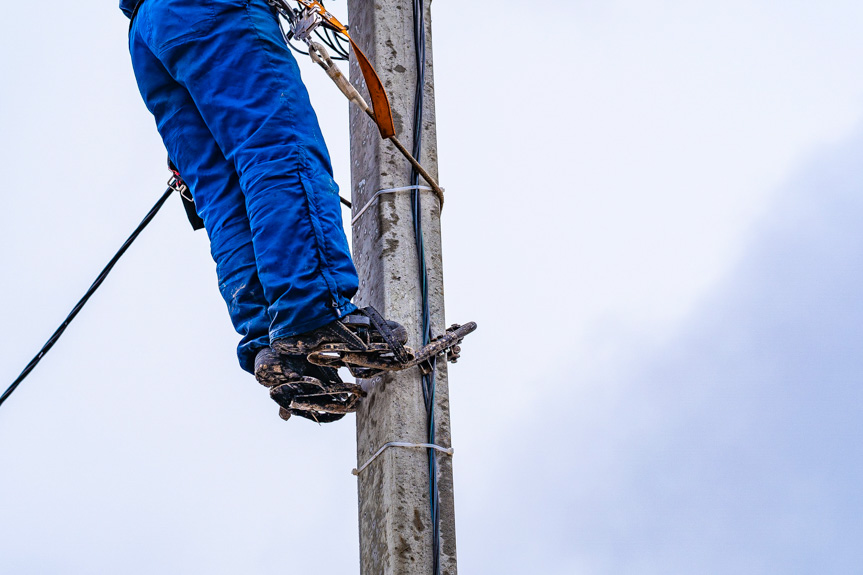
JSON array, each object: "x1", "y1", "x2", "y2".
[{"x1": 145, "y1": 0, "x2": 216, "y2": 55}]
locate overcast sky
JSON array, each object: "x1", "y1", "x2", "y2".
[{"x1": 3, "y1": 1, "x2": 863, "y2": 573}]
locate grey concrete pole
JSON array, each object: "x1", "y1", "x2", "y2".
[{"x1": 346, "y1": 1, "x2": 457, "y2": 574}]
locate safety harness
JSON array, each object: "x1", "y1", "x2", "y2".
[{"x1": 267, "y1": 0, "x2": 446, "y2": 208}]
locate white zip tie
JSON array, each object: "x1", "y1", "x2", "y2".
[
  {"x1": 351, "y1": 185, "x2": 436, "y2": 226},
  {"x1": 352, "y1": 441, "x2": 454, "y2": 476}
]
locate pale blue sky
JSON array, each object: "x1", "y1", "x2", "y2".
[{"x1": 2, "y1": 2, "x2": 863, "y2": 573}]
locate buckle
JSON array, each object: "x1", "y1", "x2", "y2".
[{"x1": 168, "y1": 172, "x2": 192, "y2": 202}]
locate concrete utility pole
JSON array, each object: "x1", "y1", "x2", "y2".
[{"x1": 346, "y1": 1, "x2": 457, "y2": 574}]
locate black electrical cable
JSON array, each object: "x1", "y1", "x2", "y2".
[
  {"x1": 0, "y1": 188, "x2": 175, "y2": 409},
  {"x1": 271, "y1": 2, "x2": 350, "y2": 61},
  {"x1": 408, "y1": 1, "x2": 442, "y2": 574},
  {"x1": 278, "y1": 23, "x2": 345, "y2": 61},
  {"x1": 322, "y1": 21, "x2": 349, "y2": 58},
  {"x1": 330, "y1": 27, "x2": 352, "y2": 57}
]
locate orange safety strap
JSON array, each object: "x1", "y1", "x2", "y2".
[{"x1": 295, "y1": 0, "x2": 396, "y2": 139}]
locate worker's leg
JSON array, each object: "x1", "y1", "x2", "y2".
[
  {"x1": 129, "y1": 22, "x2": 270, "y2": 374},
  {"x1": 136, "y1": 0, "x2": 359, "y2": 342}
]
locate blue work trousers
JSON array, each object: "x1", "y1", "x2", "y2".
[{"x1": 129, "y1": 0, "x2": 358, "y2": 373}]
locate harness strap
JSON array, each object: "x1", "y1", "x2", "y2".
[
  {"x1": 325, "y1": 317, "x2": 370, "y2": 351},
  {"x1": 361, "y1": 306, "x2": 411, "y2": 364}
]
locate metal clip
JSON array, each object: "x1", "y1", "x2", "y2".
[
  {"x1": 291, "y1": 7, "x2": 322, "y2": 43},
  {"x1": 418, "y1": 359, "x2": 435, "y2": 375},
  {"x1": 168, "y1": 174, "x2": 192, "y2": 202},
  {"x1": 447, "y1": 345, "x2": 462, "y2": 364}
]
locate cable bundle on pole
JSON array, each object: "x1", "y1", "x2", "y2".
[{"x1": 407, "y1": 1, "x2": 443, "y2": 573}]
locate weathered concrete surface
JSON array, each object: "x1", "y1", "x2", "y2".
[{"x1": 347, "y1": 1, "x2": 457, "y2": 573}]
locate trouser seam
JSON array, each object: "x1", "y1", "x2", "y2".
[{"x1": 298, "y1": 148, "x2": 342, "y2": 311}]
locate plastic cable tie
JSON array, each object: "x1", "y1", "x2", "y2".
[
  {"x1": 352, "y1": 441, "x2": 454, "y2": 476},
  {"x1": 351, "y1": 185, "x2": 436, "y2": 226}
]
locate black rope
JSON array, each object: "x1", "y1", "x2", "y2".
[{"x1": 0, "y1": 188, "x2": 175, "y2": 409}]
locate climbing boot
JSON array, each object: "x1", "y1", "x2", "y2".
[{"x1": 254, "y1": 347, "x2": 364, "y2": 423}]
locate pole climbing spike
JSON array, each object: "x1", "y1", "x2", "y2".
[
  {"x1": 307, "y1": 322, "x2": 477, "y2": 378},
  {"x1": 272, "y1": 306, "x2": 477, "y2": 380}
]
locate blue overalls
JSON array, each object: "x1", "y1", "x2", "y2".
[{"x1": 122, "y1": 0, "x2": 359, "y2": 373}]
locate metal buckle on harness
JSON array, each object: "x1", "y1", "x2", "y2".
[
  {"x1": 291, "y1": 7, "x2": 323, "y2": 43},
  {"x1": 168, "y1": 173, "x2": 192, "y2": 202},
  {"x1": 267, "y1": 0, "x2": 327, "y2": 45}
]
